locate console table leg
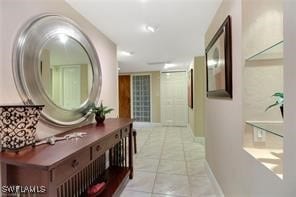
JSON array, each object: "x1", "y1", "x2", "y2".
[{"x1": 128, "y1": 124, "x2": 134, "y2": 179}]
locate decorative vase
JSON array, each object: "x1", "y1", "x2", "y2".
[
  {"x1": 0, "y1": 105, "x2": 44, "y2": 151},
  {"x1": 95, "y1": 115, "x2": 105, "y2": 124},
  {"x1": 280, "y1": 106, "x2": 284, "y2": 118}
]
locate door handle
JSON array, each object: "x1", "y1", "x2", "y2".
[{"x1": 71, "y1": 159, "x2": 79, "y2": 168}]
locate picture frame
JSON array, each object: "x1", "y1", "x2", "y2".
[
  {"x1": 205, "y1": 15, "x2": 232, "y2": 98},
  {"x1": 188, "y1": 68, "x2": 193, "y2": 108}
]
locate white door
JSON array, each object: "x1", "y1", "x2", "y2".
[
  {"x1": 62, "y1": 65, "x2": 81, "y2": 109},
  {"x1": 161, "y1": 72, "x2": 188, "y2": 126}
]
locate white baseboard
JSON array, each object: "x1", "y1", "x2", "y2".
[
  {"x1": 204, "y1": 160, "x2": 224, "y2": 197},
  {"x1": 133, "y1": 122, "x2": 161, "y2": 128}
]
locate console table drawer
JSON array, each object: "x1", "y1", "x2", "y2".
[
  {"x1": 121, "y1": 126, "x2": 130, "y2": 138},
  {"x1": 109, "y1": 129, "x2": 121, "y2": 144},
  {"x1": 92, "y1": 130, "x2": 121, "y2": 160},
  {"x1": 52, "y1": 149, "x2": 90, "y2": 184}
]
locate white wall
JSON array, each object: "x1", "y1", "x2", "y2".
[
  {"x1": 0, "y1": 0, "x2": 118, "y2": 138},
  {"x1": 205, "y1": 0, "x2": 286, "y2": 196}
]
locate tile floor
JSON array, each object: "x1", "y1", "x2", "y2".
[{"x1": 120, "y1": 126, "x2": 216, "y2": 197}]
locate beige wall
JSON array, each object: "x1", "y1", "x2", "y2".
[
  {"x1": 188, "y1": 56, "x2": 205, "y2": 137},
  {"x1": 188, "y1": 84, "x2": 195, "y2": 133},
  {"x1": 80, "y1": 64, "x2": 89, "y2": 102},
  {"x1": 284, "y1": 0, "x2": 296, "y2": 195},
  {"x1": 0, "y1": 0, "x2": 118, "y2": 138},
  {"x1": 243, "y1": 0, "x2": 283, "y2": 59},
  {"x1": 151, "y1": 72, "x2": 161, "y2": 123},
  {"x1": 195, "y1": 57, "x2": 205, "y2": 137},
  {"x1": 244, "y1": 65, "x2": 283, "y2": 121},
  {"x1": 243, "y1": 0, "x2": 283, "y2": 121},
  {"x1": 205, "y1": 0, "x2": 288, "y2": 196},
  {"x1": 120, "y1": 71, "x2": 160, "y2": 123}
]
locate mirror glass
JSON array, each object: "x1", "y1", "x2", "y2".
[
  {"x1": 14, "y1": 15, "x2": 101, "y2": 126},
  {"x1": 39, "y1": 35, "x2": 93, "y2": 110}
]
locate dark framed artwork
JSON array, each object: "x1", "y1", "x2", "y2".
[
  {"x1": 205, "y1": 15, "x2": 232, "y2": 98},
  {"x1": 188, "y1": 69, "x2": 193, "y2": 108}
]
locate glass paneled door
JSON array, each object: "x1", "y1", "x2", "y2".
[{"x1": 132, "y1": 75, "x2": 151, "y2": 122}]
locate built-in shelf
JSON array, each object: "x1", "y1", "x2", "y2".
[
  {"x1": 245, "y1": 121, "x2": 283, "y2": 137},
  {"x1": 83, "y1": 166, "x2": 130, "y2": 197},
  {"x1": 244, "y1": 121, "x2": 283, "y2": 179},
  {"x1": 246, "y1": 41, "x2": 283, "y2": 61}
]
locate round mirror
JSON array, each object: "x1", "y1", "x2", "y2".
[{"x1": 13, "y1": 15, "x2": 101, "y2": 126}]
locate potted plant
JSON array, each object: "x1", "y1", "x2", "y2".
[
  {"x1": 90, "y1": 102, "x2": 114, "y2": 124},
  {"x1": 265, "y1": 92, "x2": 284, "y2": 117}
]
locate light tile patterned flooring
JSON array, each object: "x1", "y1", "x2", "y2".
[{"x1": 121, "y1": 126, "x2": 216, "y2": 197}]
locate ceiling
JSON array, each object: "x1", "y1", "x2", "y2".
[{"x1": 66, "y1": 0, "x2": 222, "y2": 73}]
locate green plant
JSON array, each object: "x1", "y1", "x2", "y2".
[
  {"x1": 90, "y1": 102, "x2": 114, "y2": 118},
  {"x1": 265, "y1": 92, "x2": 284, "y2": 111}
]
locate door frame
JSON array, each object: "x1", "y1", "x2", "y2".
[{"x1": 130, "y1": 73, "x2": 153, "y2": 122}]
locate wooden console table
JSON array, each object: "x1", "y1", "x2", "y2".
[{"x1": 0, "y1": 118, "x2": 133, "y2": 197}]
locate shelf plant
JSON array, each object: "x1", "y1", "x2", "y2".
[
  {"x1": 265, "y1": 92, "x2": 284, "y2": 117},
  {"x1": 90, "y1": 102, "x2": 114, "y2": 124}
]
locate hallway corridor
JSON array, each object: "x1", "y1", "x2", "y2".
[{"x1": 121, "y1": 126, "x2": 216, "y2": 197}]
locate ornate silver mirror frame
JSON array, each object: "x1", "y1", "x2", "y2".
[{"x1": 13, "y1": 14, "x2": 101, "y2": 126}]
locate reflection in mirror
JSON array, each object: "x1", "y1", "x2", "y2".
[
  {"x1": 207, "y1": 31, "x2": 226, "y2": 91},
  {"x1": 39, "y1": 35, "x2": 93, "y2": 110}
]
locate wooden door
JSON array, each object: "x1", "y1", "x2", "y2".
[{"x1": 119, "y1": 75, "x2": 131, "y2": 118}]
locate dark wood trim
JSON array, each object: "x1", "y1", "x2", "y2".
[
  {"x1": 188, "y1": 68, "x2": 193, "y2": 108},
  {"x1": 0, "y1": 105, "x2": 45, "y2": 107},
  {"x1": 205, "y1": 15, "x2": 232, "y2": 99},
  {"x1": 128, "y1": 123, "x2": 133, "y2": 179}
]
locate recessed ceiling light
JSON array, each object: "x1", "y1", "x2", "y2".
[
  {"x1": 120, "y1": 51, "x2": 134, "y2": 56},
  {"x1": 164, "y1": 63, "x2": 177, "y2": 69},
  {"x1": 145, "y1": 25, "x2": 159, "y2": 33},
  {"x1": 147, "y1": 61, "x2": 169, "y2": 65}
]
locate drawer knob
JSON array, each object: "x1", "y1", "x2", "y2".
[
  {"x1": 96, "y1": 145, "x2": 101, "y2": 151},
  {"x1": 115, "y1": 134, "x2": 119, "y2": 139},
  {"x1": 72, "y1": 159, "x2": 79, "y2": 168}
]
